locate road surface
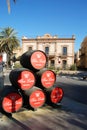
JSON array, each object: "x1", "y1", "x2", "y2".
[{"x1": 56, "y1": 75, "x2": 87, "y2": 104}]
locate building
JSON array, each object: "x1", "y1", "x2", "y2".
[
  {"x1": 75, "y1": 49, "x2": 81, "y2": 68},
  {"x1": 21, "y1": 34, "x2": 75, "y2": 69},
  {"x1": 79, "y1": 36, "x2": 87, "y2": 70},
  {"x1": 13, "y1": 47, "x2": 22, "y2": 59}
]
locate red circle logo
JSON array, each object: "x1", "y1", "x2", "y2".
[
  {"x1": 31, "y1": 51, "x2": 46, "y2": 69},
  {"x1": 2, "y1": 93, "x2": 23, "y2": 113},
  {"x1": 30, "y1": 90, "x2": 45, "y2": 108},
  {"x1": 18, "y1": 71, "x2": 35, "y2": 90},
  {"x1": 41, "y1": 70, "x2": 56, "y2": 88},
  {"x1": 51, "y1": 87, "x2": 63, "y2": 103}
]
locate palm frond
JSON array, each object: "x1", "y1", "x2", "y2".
[{"x1": 0, "y1": 27, "x2": 19, "y2": 54}]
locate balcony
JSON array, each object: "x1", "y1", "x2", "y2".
[
  {"x1": 60, "y1": 54, "x2": 67, "y2": 58},
  {"x1": 80, "y1": 52, "x2": 85, "y2": 57},
  {"x1": 45, "y1": 52, "x2": 55, "y2": 59},
  {"x1": 58, "y1": 53, "x2": 74, "y2": 59},
  {"x1": 57, "y1": 53, "x2": 68, "y2": 58}
]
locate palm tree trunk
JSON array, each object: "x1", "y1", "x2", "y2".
[
  {"x1": 6, "y1": 0, "x2": 16, "y2": 13},
  {"x1": 6, "y1": 0, "x2": 10, "y2": 13}
]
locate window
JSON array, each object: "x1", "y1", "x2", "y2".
[
  {"x1": 63, "y1": 60, "x2": 67, "y2": 69},
  {"x1": 63, "y1": 47, "x2": 67, "y2": 55},
  {"x1": 45, "y1": 47, "x2": 49, "y2": 55},
  {"x1": 51, "y1": 60, "x2": 54, "y2": 66},
  {"x1": 28, "y1": 47, "x2": 32, "y2": 51}
]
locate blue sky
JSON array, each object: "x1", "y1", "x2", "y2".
[{"x1": 0, "y1": 0, "x2": 87, "y2": 52}]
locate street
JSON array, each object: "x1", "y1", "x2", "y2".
[
  {"x1": 0, "y1": 71, "x2": 87, "y2": 130},
  {"x1": 56, "y1": 75, "x2": 87, "y2": 104}
]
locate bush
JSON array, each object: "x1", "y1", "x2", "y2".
[
  {"x1": 48, "y1": 66, "x2": 55, "y2": 70},
  {"x1": 70, "y1": 64, "x2": 77, "y2": 70},
  {"x1": 14, "y1": 62, "x2": 22, "y2": 68}
]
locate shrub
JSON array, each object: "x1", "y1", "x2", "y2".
[
  {"x1": 70, "y1": 64, "x2": 77, "y2": 70},
  {"x1": 14, "y1": 62, "x2": 22, "y2": 68}
]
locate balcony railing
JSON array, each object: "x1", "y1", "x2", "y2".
[
  {"x1": 45, "y1": 52, "x2": 74, "y2": 59},
  {"x1": 45, "y1": 52, "x2": 55, "y2": 59}
]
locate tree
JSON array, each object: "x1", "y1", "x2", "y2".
[
  {"x1": 0, "y1": 27, "x2": 20, "y2": 67},
  {"x1": 6, "y1": 0, "x2": 16, "y2": 13}
]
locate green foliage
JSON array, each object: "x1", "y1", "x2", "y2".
[
  {"x1": 0, "y1": 27, "x2": 20, "y2": 67},
  {"x1": 0, "y1": 27, "x2": 20, "y2": 53},
  {"x1": 14, "y1": 62, "x2": 22, "y2": 68},
  {"x1": 48, "y1": 66, "x2": 55, "y2": 70},
  {"x1": 70, "y1": 64, "x2": 77, "y2": 70}
]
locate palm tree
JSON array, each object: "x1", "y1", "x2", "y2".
[
  {"x1": 6, "y1": 0, "x2": 16, "y2": 13},
  {"x1": 0, "y1": 27, "x2": 20, "y2": 67}
]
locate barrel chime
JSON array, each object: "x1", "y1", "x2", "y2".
[{"x1": 0, "y1": 50, "x2": 64, "y2": 114}]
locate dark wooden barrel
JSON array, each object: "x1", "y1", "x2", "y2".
[
  {"x1": 23, "y1": 86, "x2": 46, "y2": 109},
  {"x1": 9, "y1": 68, "x2": 36, "y2": 90},
  {"x1": 35, "y1": 68, "x2": 56, "y2": 89},
  {"x1": 44, "y1": 86, "x2": 64, "y2": 105},
  {"x1": 20, "y1": 50, "x2": 47, "y2": 72},
  {"x1": 0, "y1": 85, "x2": 23, "y2": 113}
]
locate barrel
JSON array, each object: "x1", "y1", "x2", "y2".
[
  {"x1": 20, "y1": 50, "x2": 47, "y2": 72},
  {"x1": 23, "y1": 86, "x2": 46, "y2": 109},
  {"x1": 0, "y1": 85, "x2": 23, "y2": 113},
  {"x1": 9, "y1": 68, "x2": 36, "y2": 90},
  {"x1": 35, "y1": 68, "x2": 56, "y2": 89},
  {"x1": 44, "y1": 86, "x2": 64, "y2": 105}
]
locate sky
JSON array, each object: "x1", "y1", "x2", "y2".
[{"x1": 0, "y1": 0, "x2": 87, "y2": 52}]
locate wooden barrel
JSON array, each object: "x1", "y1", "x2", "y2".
[
  {"x1": 0, "y1": 85, "x2": 23, "y2": 113},
  {"x1": 35, "y1": 68, "x2": 56, "y2": 89},
  {"x1": 20, "y1": 50, "x2": 47, "y2": 72},
  {"x1": 44, "y1": 86, "x2": 64, "y2": 105},
  {"x1": 23, "y1": 86, "x2": 46, "y2": 109},
  {"x1": 9, "y1": 68, "x2": 36, "y2": 90}
]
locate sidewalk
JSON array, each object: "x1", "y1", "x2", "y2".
[
  {"x1": 0, "y1": 71, "x2": 4, "y2": 88},
  {"x1": 58, "y1": 70, "x2": 87, "y2": 81}
]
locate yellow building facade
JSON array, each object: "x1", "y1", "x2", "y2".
[
  {"x1": 21, "y1": 34, "x2": 75, "y2": 69},
  {"x1": 79, "y1": 37, "x2": 87, "y2": 69}
]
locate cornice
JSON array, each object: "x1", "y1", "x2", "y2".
[{"x1": 22, "y1": 38, "x2": 75, "y2": 43}]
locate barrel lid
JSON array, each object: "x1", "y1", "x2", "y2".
[
  {"x1": 41, "y1": 70, "x2": 56, "y2": 88},
  {"x1": 29, "y1": 90, "x2": 45, "y2": 108},
  {"x1": 18, "y1": 70, "x2": 35, "y2": 90},
  {"x1": 51, "y1": 87, "x2": 63, "y2": 103},
  {"x1": 30, "y1": 51, "x2": 46, "y2": 70},
  {"x1": 2, "y1": 92, "x2": 23, "y2": 113}
]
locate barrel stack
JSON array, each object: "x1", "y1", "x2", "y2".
[
  {"x1": 0, "y1": 50, "x2": 64, "y2": 114},
  {"x1": 20, "y1": 50, "x2": 64, "y2": 108}
]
